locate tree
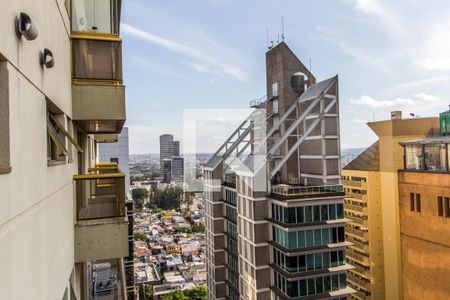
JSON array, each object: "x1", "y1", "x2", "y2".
[
  {"x1": 133, "y1": 188, "x2": 149, "y2": 201},
  {"x1": 153, "y1": 186, "x2": 183, "y2": 210},
  {"x1": 134, "y1": 232, "x2": 149, "y2": 243},
  {"x1": 144, "y1": 284, "x2": 153, "y2": 299},
  {"x1": 161, "y1": 287, "x2": 206, "y2": 300},
  {"x1": 191, "y1": 224, "x2": 205, "y2": 233},
  {"x1": 160, "y1": 290, "x2": 188, "y2": 300},
  {"x1": 184, "y1": 286, "x2": 207, "y2": 300}
]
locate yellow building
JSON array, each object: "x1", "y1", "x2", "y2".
[{"x1": 342, "y1": 112, "x2": 439, "y2": 300}]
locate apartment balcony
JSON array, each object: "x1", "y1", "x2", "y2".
[
  {"x1": 344, "y1": 202, "x2": 367, "y2": 214},
  {"x1": 342, "y1": 180, "x2": 366, "y2": 188},
  {"x1": 346, "y1": 249, "x2": 370, "y2": 266},
  {"x1": 223, "y1": 172, "x2": 237, "y2": 188},
  {"x1": 270, "y1": 184, "x2": 344, "y2": 200},
  {"x1": 89, "y1": 258, "x2": 128, "y2": 300},
  {"x1": 347, "y1": 236, "x2": 370, "y2": 252},
  {"x1": 346, "y1": 192, "x2": 365, "y2": 200},
  {"x1": 71, "y1": 35, "x2": 125, "y2": 133},
  {"x1": 350, "y1": 266, "x2": 371, "y2": 281},
  {"x1": 74, "y1": 163, "x2": 128, "y2": 263},
  {"x1": 347, "y1": 272, "x2": 371, "y2": 292},
  {"x1": 345, "y1": 226, "x2": 369, "y2": 241},
  {"x1": 345, "y1": 212, "x2": 368, "y2": 227}
]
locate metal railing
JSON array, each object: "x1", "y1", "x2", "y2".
[
  {"x1": 346, "y1": 214, "x2": 368, "y2": 226},
  {"x1": 345, "y1": 202, "x2": 366, "y2": 213},
  {"x1": 346, "y1": 226, "x2": 369, "y2": 240},
  {"x1": 346, "y1": 193, "x2": 364, "y2": 200},
  {"x1": 348, "y1": 272, "x2": 371, "y2": 291},
  {"x1": 342, "y1": 180, "x2": 363, "y2": 188},
  {"x1": 249, "y1": 95, "x2": 267, "y2": 108},
  {"x1": 271, "y1": 184, "x2": 343, "y2": 197},
  {"x1": 74, "y1": 163, "x2": 125, "y2": 223}
]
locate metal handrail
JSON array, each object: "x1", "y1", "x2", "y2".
[{"x1": 271, "y1": 184, "x2": 343, "y2": 196}]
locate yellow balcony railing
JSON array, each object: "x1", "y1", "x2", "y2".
[
  {"x1": 345, "y1": 226, "x2": 369, "y2": 240},
  {"x1": 74, "y1": 164, "x2": 125, "y2": 223},
  {"x1": 348, "y1": 272, "x2": 371, "y2": 291},
  {"x1": 344, "y1": 202, "x2": 367, "y2": 214}
]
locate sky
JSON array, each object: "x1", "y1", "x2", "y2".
[{"x1": 121, "y1": 0, "x2": 450, "y2": 154}]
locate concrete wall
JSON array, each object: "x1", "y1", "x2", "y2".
[
  {"x1": 0, "y1": 1, "x2": 76, "y2": 299},
  {"x1": 398, "y1": 171, "x2": 450, "y2": 300}
]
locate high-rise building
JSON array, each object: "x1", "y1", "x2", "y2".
[
  {"x1": 99, "y1": 127, "x2": 131, "y2": 193},
  {"x1": 160, "y1": 134, "x2": 175, "y2": 165},
  {"x1": 171, "y1": 157, "x2": 184, "y2": 184},
  {"x1": 0, "y1": 1, "x2": 130, "y2": 299},
  {"x1": 342, "y1": 112, "x2": 439, "y2": 300},
  {"x1": 204, "y1": 42, "x2": 354, "y2": 300},
  {"x1": 397, "y1": 110, "x2": 450, "y2": 300},
  {"x1": 159, "y1": 134, "x2": 182, "y2": 183}
]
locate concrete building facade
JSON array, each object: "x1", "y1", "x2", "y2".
[
  {"x1": 342, "y1": 113, "x2": 439, "y2": 300},
  {"x1": 204, "y1": 42, "x2": 354, "y2": 300},
  {"x1": 0, "y1": 1, "x2": 130, "y2": 299},
  {"x1": 397, "y1": 122, "x2": 450, "y2": 300}
]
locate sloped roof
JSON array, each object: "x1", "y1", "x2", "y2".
[
  {"x1": 344, "y1": 141, "x2": 380, "y2": 171},
  {"x1": 299, "y1": 76, "x2": 336, "y2": 101}
]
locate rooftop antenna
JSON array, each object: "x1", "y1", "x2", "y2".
[
  {"x1": 266, "y1": 28, "x2": 269, "y2": 49},
  {"x1": 281, "y1": 16, "x2": 285, "y2": 41},
  {"x1": 277, "y1": 34, "x2": 280, "y2": 44}
]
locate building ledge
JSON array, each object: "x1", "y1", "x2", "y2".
[{"x1": 270, "y1": 263, "x2": 355, "y2": 280}]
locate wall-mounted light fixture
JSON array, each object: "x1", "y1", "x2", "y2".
[
  {"x1": 16, "y1": 12, "x2": 38, "y2": 41},
  {"x1": 40, "y1": 49, "x2": 55, "y2": 69}
]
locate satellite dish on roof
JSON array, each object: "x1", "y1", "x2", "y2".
[{"x1": 291, "y1": 72, "x2": 308, "y2": 94}]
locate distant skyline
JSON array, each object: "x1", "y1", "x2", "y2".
[{"x1": 122, "y1": 0, "x2": 450, "y2": 154}]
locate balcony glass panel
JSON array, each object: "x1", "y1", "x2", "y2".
[
  {"x1": 72, "y1": 0, "x2": 119, "y2": 34},
  {"x1": 73, "y1": 39, "x2": 122, "y2": 81},
  {"x1": 405, "y1": 144, "x2": 423, "y2": 170},
  {"x1": 424, "y1": 144, "x2": 447, "y2": 171},
  {"x1": 74, "y1": 167, "x2": 125, "y2": 222}
]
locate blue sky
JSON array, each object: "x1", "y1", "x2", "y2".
[{"x1": 122, "y1": 0, "x2": 450, "y2": 154}]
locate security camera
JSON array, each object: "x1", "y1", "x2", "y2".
[
  {"x1": 16, "y1": 12, "x2": 38, "y2": 41},
  {"x1": 40, "y1": 49, "x2": 55, "y2": 69}
]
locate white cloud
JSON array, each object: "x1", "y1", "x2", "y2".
[
  {"x1": 352, "y1": 118, "x2": 368, "y2": 124},
  {"x1": 415, "y1": 19, "x2": 450, "y2": 71},
  {"x1": 121, "y1": 23, "x2": 247, "y2": 81},
  {"x1": 347, "y1": 0, "x2": 407, "y2": 38},
  {"x1": 314, "y1": 26, "x2": 392, "y2": 74},
  {"x1": 351, "y1": 93, "x2": 443, "y2": 109}
]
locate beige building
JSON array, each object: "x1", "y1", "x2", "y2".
[
  {"x1": 0, "y1": 1, "x2": 130, "y2": 299},
  {"x1": 204, "y1": 42, "x2": 354, "y2": 300},
  {"x1": 342, "y1": 112, "x2": 439, "y2": 300},
  {"x1": 397, "y1": 123, "x2": 450, "y2": 300}
]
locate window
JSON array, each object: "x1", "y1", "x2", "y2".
[
  {"x1": 71, "y1": 0, "x2": 120, "y2": 34},
  {"x1": 47, "y1": 104, "x2": 83, "y2": 166},
  {"x1": 438, "y1": 197, "x2": 443, "y2": 217},
  {"x1": 416, "y1": 194, "x2": 421, "y2": 212},
  {"x1": 110, "y1": 157, "x2": 119, "y2": 164},
  {"x1": 0, "y1": 61, "x2": 10, "y2": 174},
  {"x1": 272, "y1": 99, "x2": 279, "y2": 114},
  {"x1": 410, "y1": 193, "x2": 415, "y2": 211},
  {"x1": 272, "y1": 82, "x2": 279, "y2": 97},
  {"x1": 72, "y1": 39, "x2": 122, "y2": 81}
]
